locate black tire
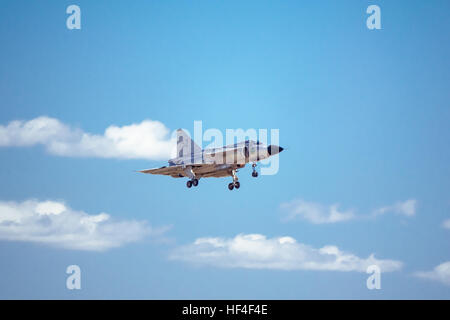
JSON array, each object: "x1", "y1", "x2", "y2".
[
  {"x1": 192, "y1": 179, "x2": 199, "y2": 187},
  {"x1": 234, "y1": 181, "x2": 240, "y2": 189},
  {"x1": 186, "y1": 180, "x2": 192, "y2": 188},
  {"x1": 252, "y1": 171, "x2": 258, "y2": 177},
  {"x1": 228, "y1": 183, "x2": 234, "y2": 190}
]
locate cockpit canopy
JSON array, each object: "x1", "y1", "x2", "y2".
[{"x1": 245, "y1": 140, "x2": 263, "y2": 145}]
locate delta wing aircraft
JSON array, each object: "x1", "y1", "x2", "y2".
[{"x1": 138, "y1": 129, "x2": 284, "y2": 190}]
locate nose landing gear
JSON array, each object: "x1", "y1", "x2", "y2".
[{"x1": 251, "y1": 163, "x2": 258, "y2": 177}]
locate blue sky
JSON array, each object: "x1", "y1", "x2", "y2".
[{"x1": 0, "y1": 0, "x2": 449, "y2": 299}]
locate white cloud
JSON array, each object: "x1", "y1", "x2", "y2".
[
  {"x1": 414, "y1": 262, "x2": 450, "y2": 286},
  {"x1": 373, "y1": 199, "x2": 417, "y2": 217},
  {"x1": 281, "y1": 199, "x2": 355, "y2": 224},
  {"x1": 280, "y1": 199, "x2": 355, "y2": 224},
  {"x1": 170, "y1": 233, "x2": 403, "y2": 272},
  {"x1": 442, "y1": 219, "x2": 450, "y2": 230},
  {"x1": 0, "y1": 199, "x2": 169, "y2": 251},
  {"x1": 0, "y1": 116, "x2": 177, "y2": 160},
  {"x1": 281, "y1": 198, "x2": 417, "y2": 224}
]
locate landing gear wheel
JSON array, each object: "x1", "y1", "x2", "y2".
[
  {"x1": 192, "y1": 179, "x2": 199, "y2": 187},
  {"x1": 228, "y1": 183, "x2": 234, "y2": 190},
  {"x1": 251, "y1": 163, "x2": 258, "y2": 177},
  {"x1": 234, "y1": 181, "x2": 240, "y2": 189},
  {"x1": 186, "y1": 180, "x2": 193, "y2": 188}
]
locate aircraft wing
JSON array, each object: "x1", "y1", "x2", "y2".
[
  {"x1": 138, "y1": 163, "x2": 243, "y2": 178},
  {"x1": 138, "y1": 165, "x2": 185, "y2": 177}
]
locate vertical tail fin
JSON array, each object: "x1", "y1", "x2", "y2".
[{"x1": 176, "y1": 129, "x2": 202, "y2": 159}]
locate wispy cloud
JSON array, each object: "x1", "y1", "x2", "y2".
[
  {"x1": 442, "y1": 219, "x2": 450, "y2": 230},
  {"x1": 414, "y1": 262, "x2": 450, "y2": 286},
  {"x1": 280, "y1": 199, "x2": 355, "y2": 224},
  {"x1": 280, "y1": 198, "x2": 417, "y2": 224},
  {"x1": 372, "y1": 199, "x2": 417, "y2": 217},
  {"x1": 0, "y1": 199, "x2": 169, "y2": 251},
  {"x1": 0, "y1": 116, "x2": 176, "y2": 160},
  {"x1": 170, "y1": 233, "x2": 403, "y2": 272}
]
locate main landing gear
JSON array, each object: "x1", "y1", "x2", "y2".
[
  {"x1": 185, "y1": 166, "x2": 199, "y2": 189},
  {"x1": 228, "y1": 169, "x2": 240, "y2": 191},
  {"x1": 186, "y1": 178, "x2": 199, "y2": 188},
  {"x1": 228, "y1": 181, "x2": 240, "y2": 190},
  {"x1": 251, "y1": 163, "x2": 258, "y2": 177}
]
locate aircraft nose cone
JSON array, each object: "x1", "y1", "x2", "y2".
[{"x1": 267, "y1": 145, "x2": 284, "y2": 156}]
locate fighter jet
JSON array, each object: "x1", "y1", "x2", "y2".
[{"x1": 138, "y1": 129, "x2": 284, "y2": 190}]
